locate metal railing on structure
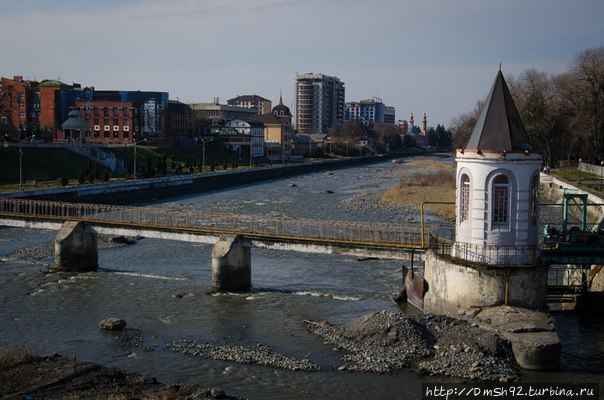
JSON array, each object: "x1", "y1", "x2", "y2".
[
  {"x1": 428, "y1": 234, "x2": 541, "y2": 267},
  {"x1": 0, "y1": 199, "x2": 426, "y2": 249}
]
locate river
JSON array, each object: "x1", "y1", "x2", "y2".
[{"x1": 1, "y1": 156, "x2": 603, "y2": 399}]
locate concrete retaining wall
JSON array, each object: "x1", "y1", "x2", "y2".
[
  {"x1": 2, "y1": 154, "x2": 409, "y2": 204},
  {"x1": 423, "y1": 251, "x2": 548, "y2": 316},
  {"x1": 540, "y1": 173, "x2": 604, "y2": 227}
]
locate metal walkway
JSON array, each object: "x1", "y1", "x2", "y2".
[{"x1": 0, "y1": 199, "x2": 426, "y2": 250}]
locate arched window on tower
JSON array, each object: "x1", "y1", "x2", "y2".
[
  {"x1": 492, "y1": 175, "x2": 510, "y2": 225},
  {"x1": 460, "y1": 174, "x2": 470, "y2": 222}
]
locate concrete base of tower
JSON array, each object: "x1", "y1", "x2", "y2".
[
  {"x1": 421, "y1": 251, "x2": 559, "y2": 370},
  {"x1": 423, "y1": 250, "x2": 548, "y2": 315}
]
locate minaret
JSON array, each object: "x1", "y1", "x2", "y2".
[
  {"x1": 421, "y1": 112, "x2": 427, "y2": 133},
  {"x1": 454, "y1": 70, "x2": 541, "y2": 265}
]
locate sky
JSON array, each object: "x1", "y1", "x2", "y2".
[{"x1": 1, "y1": 0, "x2": 602, "y2": 127}]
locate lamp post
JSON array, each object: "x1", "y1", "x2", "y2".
[
  {"x1": 199, "y1": 137, "x2": 211, "y2": 173},
  {"x1": 19, "y1": 140, "x2": 23, "y2": 191},
  {"x1": 132, "y1": 138, "x2": 146, "y2": 179},
  {"x1": 17, "y1": 130, "x2": 34, "y2": 191},
  {"x1": 578, "y1": 158, "x2": 582, "y2": 184},
  {"x1": 601, "y1": 161, "x2": 603, "y2": 192}
]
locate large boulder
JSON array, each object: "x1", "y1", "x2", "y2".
[{"x1": 99, "y1": 318, "x2": 127, "y2": 331}]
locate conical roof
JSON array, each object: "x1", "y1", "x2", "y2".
[
  {"x1": 465, "y1": 71, "x2": 532, "y2": 152},
  {"x1": 272, "y1": 94, "x2": 292, "y2": 117},
  {"x1": 61, "y1": 109, "x2": 89, "y2": 130}
]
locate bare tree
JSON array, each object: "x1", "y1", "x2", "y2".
[
  {"x1": 554, "y1": 47, "x2": 604, "y2": 162},
  {"x1": 450, "y1": 100, "x2": 483, "y2": 149}
]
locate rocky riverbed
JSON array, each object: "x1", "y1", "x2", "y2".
[
  {"x1": 166, "y1": 310, "x2": 518, "y2": 382},
  {"x1": 0, "y1": 310, "x2": 518, "y2": 399}
]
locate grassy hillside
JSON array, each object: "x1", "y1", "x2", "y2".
[
  {"x1": 106, "y1": 143, "x2": 236, "y2": 173},
  {"x1": 0, "y1": 143, "x2": 240, "y2": 188},
  {"x1": 0, "y1": 148, "x2": 110, "y2": 185}
]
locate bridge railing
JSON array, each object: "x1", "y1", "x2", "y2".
[
  {"x1": 0, "y1": 199, "x2": 426, "y2": 249},
  {"x1": 428, "y1": 234, "x2": 542, "y2": 266}
]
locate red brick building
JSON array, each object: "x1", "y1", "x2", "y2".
[
  {"x1": 0, "y1": 76, "x2": 39, "y2": 139},
  {"x1": 74, "y1": 100, "x2": 136, "y2": 144}
]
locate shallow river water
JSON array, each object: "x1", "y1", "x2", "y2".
[{"x1": 1, "y1": 157, "x2": 603, "y2": 399}]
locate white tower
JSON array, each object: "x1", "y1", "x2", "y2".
[{"x1": 454, "y1": 71, "x2": 542, "y2": 265}]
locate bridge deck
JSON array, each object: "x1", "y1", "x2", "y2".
[{"x1": 0, "y1": 199, "x2": 426, "y2": 250}]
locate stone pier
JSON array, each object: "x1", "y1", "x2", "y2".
[
  {"x1": 54, "y1": 221, "x2": 98, "y2": 272},
  {"x1": 211, "y1": 235, "x2": 251, "y2": 291}
]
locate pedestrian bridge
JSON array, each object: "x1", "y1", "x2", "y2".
[{"x1": 0, "y1": 199, "x2": 428, "y2": 260}]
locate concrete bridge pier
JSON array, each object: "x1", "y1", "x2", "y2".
[
  {"x1": 54, "y1": 221, "x2": 99, "y2": 272},
  {"x1": 212, "y1": 235, "x2": 251, "y2": 291}
]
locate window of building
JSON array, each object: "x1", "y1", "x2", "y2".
[
  {"x1": 123, "y1": 119, "x2": 129, "y2": 126},
  {"x1": 94, "y1": 107, "x2": 99, "y2": 116},
  {"x1": 123, "y1": 107, "x2": 129, "y2": 117},
  {"x1": 492, "y1": 175, "x2": 510, "y2": 225},
  {"x1": 94, "y1": 118, "x2": 99, "y2": 125},
  {"x1": 460, "y1": 174, "x2": 470, "y2": 222},
  {"x1": 113, "y1": 119, "x2": 119, "y2": 125},
  {"x1": 103, "y1": 107, "x2": 109, "y2": 116},
  {"x1": 104, "y1": 119, "x2": 109, "y2": 125},
  {"x1": 113, "y1": 107, "x2": 119, "y2": 116}
]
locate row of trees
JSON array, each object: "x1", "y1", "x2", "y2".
[
  {"x1": 450, "y1": 47, "x2": 604, "y2": 166},
  {"x1": 328, "y1": 121, "x2": 403, "y2": 155}
]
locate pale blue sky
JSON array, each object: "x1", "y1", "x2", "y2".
[{"x1": 1, "y1": 0, "x2": 602, "y2": 126}]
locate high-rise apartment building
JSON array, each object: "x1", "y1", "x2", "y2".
[{"x1": 295, "y1": 73, "x2": 345, "y2": 134}]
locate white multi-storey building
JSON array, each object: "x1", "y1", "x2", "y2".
[
  {"x1": 295, "y1": 73, "x2": 345, "y2": 134},
  {"x1": 345, "y1": 97, "x2": 396, "y2": 125}
]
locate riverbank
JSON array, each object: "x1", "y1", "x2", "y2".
[
  {"x1": 1, "y1": 152, "x2": 420, "y2": 204},
  {"x1": 1, "y1": 309, "x2": 518, "y2": 399},
  {"x1": 0, "y1": 351, "x2": 244, "y2": 399}
]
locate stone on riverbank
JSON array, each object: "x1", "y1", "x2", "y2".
[
  {"x1": 99, "y1": 317, "x2": 127, "y2": 330},
  {"x1": 472, "y1": 306, "x2": 560, "y2": 370}
]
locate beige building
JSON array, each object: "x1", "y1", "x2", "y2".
[
  {"x1": 227, "y1": 95, "x2": 272, "y2": 115},
  {"x1": 248, "y1": 96, "x2": 293, "y2": 162}
]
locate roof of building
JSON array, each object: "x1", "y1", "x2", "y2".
[
  {"x1": 61, "y1": 109, "x2": 89, "y2": 130},
  {"x1": 465, "y1": 71, "x2": 532, "y2": 152},
  {"x1": 272, "y1": 95, "x2": 292, "y2": 117},
  {"x1": 39, "y1": 79, "x2": 67, "y2": 87},
  {"x1": 227, "y1": 94, "x2": 269, "y2": 103}
]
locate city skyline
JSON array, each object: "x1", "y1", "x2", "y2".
[{"x1": 1, "y1": 0, "x2": 602, "y2": 127}]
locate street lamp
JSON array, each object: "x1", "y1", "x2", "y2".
[
  {"x1": 578, "y1": 158, "x2": 582, "y2": 184},
  {"x1": 601, "y1": 161, "x2": 603, "y2": 192},
  {"x1": 132, "y1": 138, "x2": 146, "y2": 179},
  {"x1": 17, "y1": 130, "x2": 34, "y2": 191},
  {"x1": 199, "y1": 136, "x2": 211, "y2": 173},
  {"x1": 19, "y1": 139, "x2": 23, "y2": 191}
]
